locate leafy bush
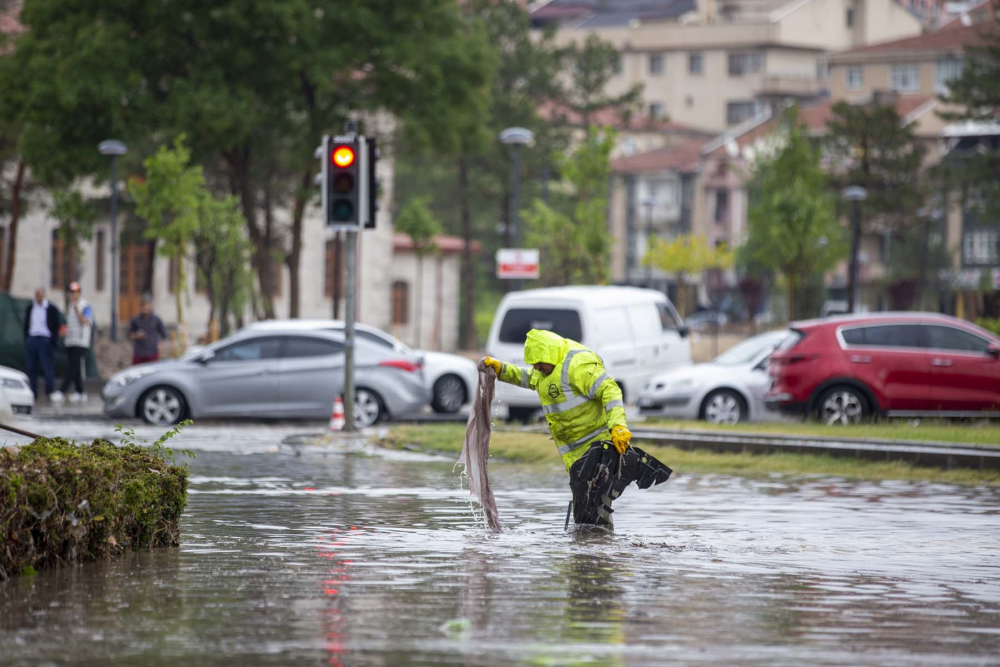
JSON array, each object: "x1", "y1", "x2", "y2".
[
  {"x1": 0, "y1": 437, "x2": 188, "y2": 579},
  {"x1": 976, "y1": 318, "x2": 1000, "y2": 337}
]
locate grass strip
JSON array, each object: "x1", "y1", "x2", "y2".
[
  {"x1": 1, "y1": 438, "x2": 188, "y2": 580},
  {"x1": 377, "y1": 423, "x2": 1000, "y2": 486},
  {"x1": 639, "y1": 418, "x2": 1000, "y2": 447}
]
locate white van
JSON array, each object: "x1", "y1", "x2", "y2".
[{"x1": 486, "y1": 286, "x2": 691, "y2": 420}]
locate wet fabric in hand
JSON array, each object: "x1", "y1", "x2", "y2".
[{"x1": 457, "y1": 360, "x2": 502, "y2": 532}]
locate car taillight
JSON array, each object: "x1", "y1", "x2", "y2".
[{"x1": 379, "y1": 360, "x2": 422, "y2": 373}]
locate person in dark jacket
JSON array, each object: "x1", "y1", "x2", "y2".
[{"x1": 23, "y1": 287, "x2": 64, "y2": 400}]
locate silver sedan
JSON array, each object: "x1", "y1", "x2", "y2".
[{"x1": 102, "y1": 329, "x2": 430, "y2": 427}]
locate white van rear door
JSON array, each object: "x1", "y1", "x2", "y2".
[
  {"x1": 627, "y1": 302, "x2": 670, "y2": 386},
  {"x1": 655, "y1": 301, "x2": 691, "y2": 369}
]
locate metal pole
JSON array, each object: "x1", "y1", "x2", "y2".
[
  {"x1": 0, "y1": 222, "x2": 9, "y2": 290},
  {"x1": 645, "y1": 203, "x2": 654, "y2": 285},
  {"x1": 512, "y1": 145, "x2": 522, "y2": 291},
  {"x1": 110, "y1": 155, "x2": 119, "y2": 342},
  {"x1": 343, "y1": 229, "x2": 357, "y2": 432},
  {"x1": 846, "y1": 198, "x2": 861, "y2": 314}
]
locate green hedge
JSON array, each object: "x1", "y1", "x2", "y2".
[{"x1": 0, "y1": 438, "x2": 188, "y2": 579}]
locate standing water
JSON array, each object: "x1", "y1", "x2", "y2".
[{"x1": 2, "y1": 421, "x2": 999, "y2": 666}]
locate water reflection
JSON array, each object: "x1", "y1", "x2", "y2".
[{"x1": 1, "y1": 423, "x2": 999, "y2": 666}]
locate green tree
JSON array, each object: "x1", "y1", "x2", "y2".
[
  {"x1": 745, "y1": 110, "x2": 845, "y2": 320},
  {"x1": 6, "y1": 0, "x2": 491, "y2": 320},
  {"x1": 560, "y1": 34, "x2": 643, "y2": 129},
  {"x1": 50, "y1": 191, "x2": 98, "y2": 292},
  {"x1": 826, "y1": 100, "x2": 926, "y2": 311},
  {"x1": 128, "y1": 138, "x2": 204, "y2": 346},
  {"x1": 525, "y1": 127, "x2": 616, "y2": 286},
  {"x1": 395, "y1": 197, "x2": 442, "y2": 348},
  {"x1": 192, "y1": 193, "x2": 254, "y2": 338},
  {"x1": 643, "y1": 235, "x2": 734, "y2": 317}
]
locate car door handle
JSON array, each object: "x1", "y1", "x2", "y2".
[
  {"x1": 850, "y1": 355, "x2": 872, "y2": 363},
  {"x1": 931, "y1": 358, "x2": 953, "y2": 367}
]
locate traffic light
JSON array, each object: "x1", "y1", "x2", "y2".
[
  {"x1": 326, "y1": 136, "x2": 361, "y2": 227},
  {"x1": 319, "y1": 133, "x2": 376, "y2": 229}
]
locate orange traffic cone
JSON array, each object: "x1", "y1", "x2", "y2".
[{"x1": 329, "y1": 396, "x2": 346, "y2": 432}]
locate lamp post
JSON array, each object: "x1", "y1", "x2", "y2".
[
  {"x1": 642, "y1": 197, "x2": 655, "y2": 286},
  {"x1": 842, "y1": 186, "x2": 867, "y2": 314},
  {"x1": 99, "y1": 140, "x2": 128, "y2": 342},
  {"x1": 499, "y1": 127, "x2": 533, "y2": 290}
]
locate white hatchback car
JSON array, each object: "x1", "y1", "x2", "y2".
[
  {"x1": 637, "y1": 329, "x2": 792, "y2": 424},
  {"x1": 0, "y1": 365, "x2": 34, "y2": 419},
  {"x1": 249, "y1": 320, "x2": 479, "y2": 414}
]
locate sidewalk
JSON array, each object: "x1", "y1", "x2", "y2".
[{"x1": 32, "y1": 378, "x2": 107, "y2": 420}]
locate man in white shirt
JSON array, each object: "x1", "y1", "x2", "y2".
[{"x1": 23, "y1": 287, "x2": 64, "y2": 401}]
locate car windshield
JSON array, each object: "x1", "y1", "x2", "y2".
[{"x1": 713, "y1": 330, "x2": 791, "y2": 366}]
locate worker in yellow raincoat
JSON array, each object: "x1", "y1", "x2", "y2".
[{"x1": 484, "y1": 329, "x2": 671, "y2": 529}]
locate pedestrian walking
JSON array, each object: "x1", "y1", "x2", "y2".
[
  {"x1": 60, "y1": 281, "x2": 94, "y2": 402},
  {"x1": 23, "y1": 287, "x2": 64, "y2": 401},
  {"x1": 128, "y1": 295, "x2": 168, "y2": 365}
]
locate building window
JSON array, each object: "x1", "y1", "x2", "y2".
[
  {"x1": 649, "y1": 102, "x2": 664, "y2": 119},
  {"x1": 891, "y1": 64, "x2": 920, "y2": 93},
  {"x1": 611, "y1": 52, "x2": 622, "y2": 75},
  {"x1": 846, "y1": 65, "x2": 863, "y2": 91},
  {"x1": 50, "y1": 229, "x2": 76, "y2": 290},
  {"x1": 936, "y1": 58, "x2": 963, "y2": 92},
  {"x1": 846, "y1": 7, "x2": 854, "y2": 27},
  {"x1": 95, "y1": 230, "x2": 106, "y2": 292},
  {"x1": 649, "y1": 53, "x2": 664, "y2": 75},
  {"x1": 391, "y1": 281, "x2": 409, "y2": 325},
  {"x1": 728, "y1": 51, "x2": 763, "y2": 77},
  {"x1": 726, "y1": 100, "x2": 759, "y2": 125},
  {"x1": 963, "y1": 229, "x2": 999, "y2": 266},
  {"x1": 714, "y1": 190, "x2": 730, "y2": 223},
  {"x1": 816, "y1": 59, "x2": 829, "y2": 81},
  {"x1": 688, "y1": 52, "x2": 704, "y2": 75}
]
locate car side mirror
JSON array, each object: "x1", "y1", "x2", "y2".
[
  {"x1": 678, "y1": 326, "x2": 690, "y2": 339},
  {"x1": 197, "y1": 350, "x2": 215, "y2": 364},
  {"x1": 753, "y1": 358, "x2": 768, "y2": 372},
  {"x1": 989, "y1": 344, "x2": 1000, "y2": 359}
]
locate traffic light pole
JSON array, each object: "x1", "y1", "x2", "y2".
[{"x1": 343, "y1": 228, "x2": 357, "y2": 432}]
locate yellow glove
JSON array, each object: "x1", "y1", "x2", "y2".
[
  {"x1": 610, "y1": 425, "x2": 631, "y2": 454},
  {"x1": 481, "y1": 356, "x2": 503, "y2": 375}
]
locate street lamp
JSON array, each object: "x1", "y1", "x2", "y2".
[
  {"x1": 642, "y1": 197, "x2": 655, "y2": 285},
  {"x1": 842, "y1": 186, "x2": 867, "y2": 314},
  {"x1": 99, "y1": 139, "x2": 128, "y2": 342},
  {"x1": 499, "y1": 127, "x2": 533, "y2": 290}
]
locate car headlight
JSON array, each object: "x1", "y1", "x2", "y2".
[
  {"x1": 108, "y1": 367, "x2": 157, "y2": 388},
  {"x1": 1, "y1": 378, "x2": 27, "y2": 390}
]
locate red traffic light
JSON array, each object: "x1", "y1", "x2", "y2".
[{"x1": 332, "y1": 146, "x2": 355, "y2": 168}]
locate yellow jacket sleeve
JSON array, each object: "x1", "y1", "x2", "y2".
[
  {"x1": 497, "y1": 362, "x2": 535, "y2": 390},
  {"x1": 568, "y1": 355, "x2": 627, "y2": 431}
]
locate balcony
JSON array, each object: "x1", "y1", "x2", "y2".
[{"x1": 754, "y1": 74, "x2": 824, "y2": 99}]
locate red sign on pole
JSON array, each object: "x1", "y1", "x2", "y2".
[{"x1": 496, "y1": 248, "x2": 539, "y2": 279}]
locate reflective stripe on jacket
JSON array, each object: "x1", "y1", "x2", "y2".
[{"x1": 497, "y1": 329, "x2": 627, "y2": 471}]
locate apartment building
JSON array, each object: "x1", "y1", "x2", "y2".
[{"x1": 533, "y1": 0, "x2": 923, "y2": 132}]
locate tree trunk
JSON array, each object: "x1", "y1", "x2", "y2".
[
  {"x1": 143, "y1": 240, "x2": 157, "y2": 296},
  {"x1": 1, "y1": 160, "x2": 25, "y2": 292},
  {"x1": 433, "y1": 255, "x2": 443, "y2": 350},
  {"x1": 786, "y1": 276, "x2": 798, "y2": 322},
  {"x1": 458, "y1": 156, "x2": 477, "y2": 350},
  {"x1": 232, "y1": 149, "x2": 276, "y2": 320},
  {"x1": 287, "y1": 169, "x2": 312, "y2": 319}
]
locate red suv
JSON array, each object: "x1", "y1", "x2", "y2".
[{"x1": 765, "y1": 313, "x2": 1000, "y2": 423}]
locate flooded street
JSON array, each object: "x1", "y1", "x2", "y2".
[{"x1": 2, "y1": 422, "x2": 1000, "y2": 666}]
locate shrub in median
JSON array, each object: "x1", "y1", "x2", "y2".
[{"x1": 0, "y1": 437, "x2": 188, "y2": 580}]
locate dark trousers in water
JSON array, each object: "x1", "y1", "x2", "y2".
[
  {"x1": 568, "y1": 441, "x2": 673, "y2": 529},
  {"x1": 61, "y1": 346, "x2": 86, "y2": 395}
]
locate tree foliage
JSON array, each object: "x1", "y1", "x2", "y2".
[
  {"x1": 745, "y1": 110, "x2": 845, "y2": 320},
  {"x1": 643, "y1": 235, "x2": 733, "y2": 316},
  {"x1": 51, "y1": 191, "x2": 98, "y2": 282},
  {"x1": 525, "y1": 127, "x2": 616, "y2": 286},
  {"x1": 560, "y1": 34, "x2": 643, "y2": 128}
]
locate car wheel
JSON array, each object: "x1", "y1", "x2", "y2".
[
  {"x1": 431, "y1": 374, "x2": 467, "y2": 414},
  {"x1": 507, "y1": 407, "x2": 537, "y2": 423},
  {"x1": 817, "y1": 386, "x2": 869, "y2": 425},
  {"x1": 354, "y1": 388, "x2": 385, "y2": 428},
  {"x1": 701, "y1": 389, "x2": 747, "y2": 425},
  {"x1": 139, "y1": 386, "x2": 186, "y2": 426}
]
